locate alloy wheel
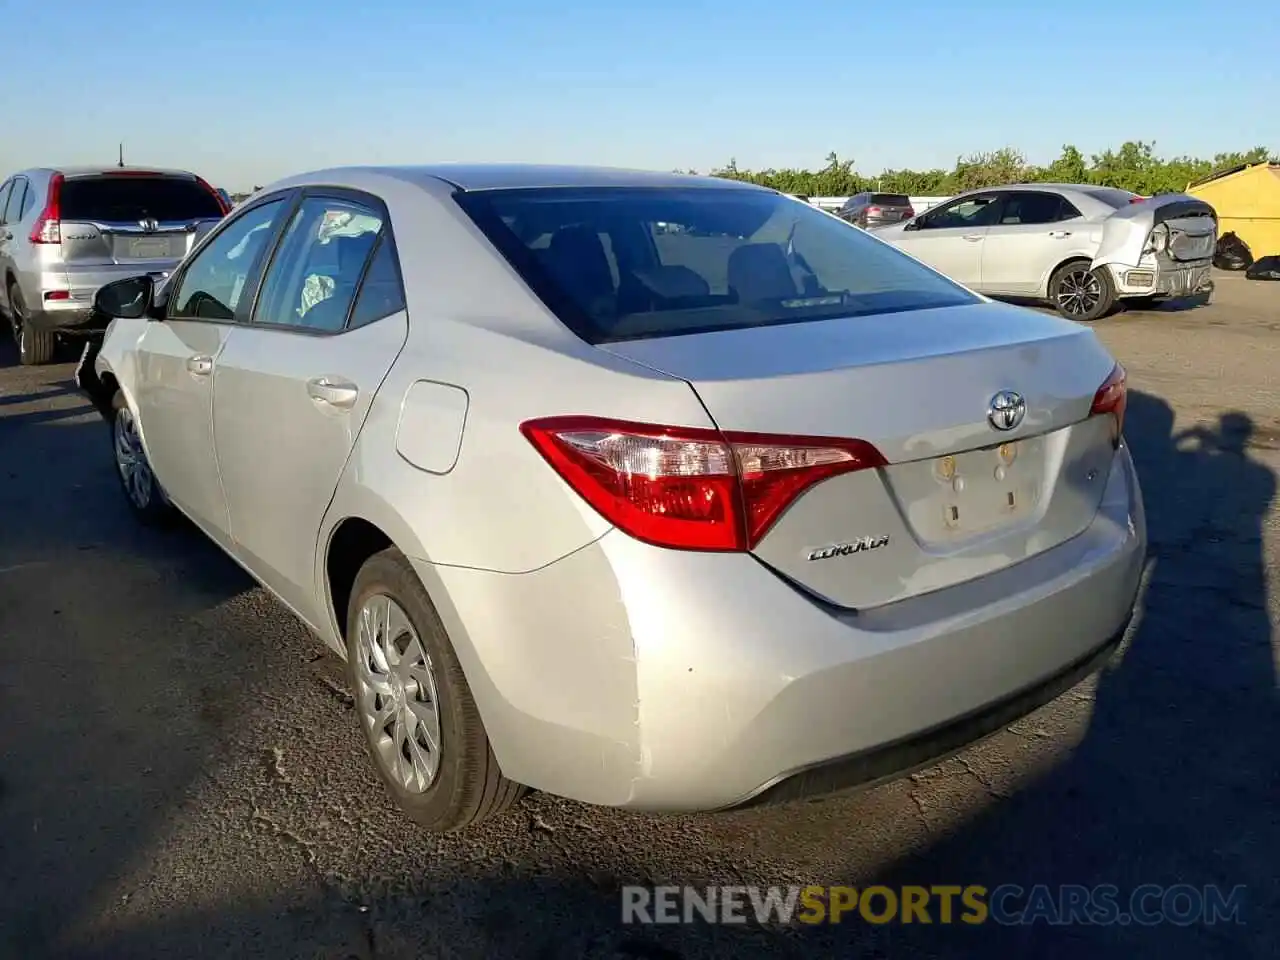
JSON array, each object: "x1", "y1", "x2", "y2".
[
  {"x1": 1056, "y1": 268, "x2": 1102, "y2": 317},
  {"x1": 355, "y1": 594, "x2": 443, "y2": 794},
  {"x1": 113, "y1": 407, "x2": 153, "y2": 509}
]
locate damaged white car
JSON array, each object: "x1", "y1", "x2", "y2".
[{"x1": 875, "y1": 184, "x2": 1217, "y2": 321}]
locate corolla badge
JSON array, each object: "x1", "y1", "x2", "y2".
[
  {"x1": 806, "y1": 535, "x2": 890, "y2": 562},
  {"x1": 987, "y1": 390, "x2": 1026, "y2": 431}
]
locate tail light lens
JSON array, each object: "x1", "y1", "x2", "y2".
[
  {"x1": 194, "y1": 175, "x2": 230, "y2": 215},
  {"x1": 29, "y1": 173, "x2": 64, "y2": 244},
  {"x1": 1142, "y1": 222, "x2": 1170, "y2": 255},
  {"x1": 867, "y1": 206, "x2": 882, "y2": 217},
  {"x1": 1090, "y1": 363, "x2": 1127, "y2": 447},
  {"x1": 521, "y1": 417, "x2": 887, "y2": 551},
  {"x1": 903, "y1": 206, "x2": 915, "y2": 219}
]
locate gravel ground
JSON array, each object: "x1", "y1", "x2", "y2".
[{"x1": 1, "y1": 273, "x2": 1276, "y2": 959}]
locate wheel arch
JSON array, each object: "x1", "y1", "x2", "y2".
[{"x1": 1043, "y1": 254, "x2": 1095, "y2": 299}]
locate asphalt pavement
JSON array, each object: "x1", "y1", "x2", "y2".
[{"x1": 2, "y1": 276, "x2": 1277, "y2": 959}]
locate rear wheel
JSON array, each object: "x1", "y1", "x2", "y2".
[
  {"x1": 111, "y1": 391, "x2": 174, "y2": 525},
  {"x1": 8, "y1": 284, "x2": 56, "y2": 365},
  {"x1": 1049, "y1": 261, "x2": 1115, "y2": 323},
  {"x1": 346, "y1": 548, "x2": 524, "y2": 831}
]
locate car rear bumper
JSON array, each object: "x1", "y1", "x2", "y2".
[
  {"x1": 421, "y1": 443, "x2": 1146, "y2": 811},
  {"x1": 24, "y1": 297, "x2": 107, "y2": 334},
  {"x1": 1109, "y1": 257, "x2": 1213, "y2": 299}
]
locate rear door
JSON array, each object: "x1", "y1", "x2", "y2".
[
  {"x1": 133, "y1": 194, "x2": 293, "y2": 541},
  {"x1": 979, "y1": 190, "x2": 1086, "y2": 295},
  {"x1": 211, "y1": 190, "x2": 409, "y2": 624},
  {"x1": 890, "y1": 192, "x2": 1003, "y2": 288},
  {"x1": 58, "y1": 171, "x2": 227, "y2": 298}
]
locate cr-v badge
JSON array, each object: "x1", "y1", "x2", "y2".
[{"x1": 806, "y1": 535, "x2": 890, "y2": 562}]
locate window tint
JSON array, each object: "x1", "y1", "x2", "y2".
[
  {"x1": 0, "y1": 182, "x2": 12, "y2": 225},
  {"x1": 869, "y1": 194, "x2": 910, "y2": 206},
  {"x1": 455, "y1": 187, "x2": 978, "y2": 344},
  {"x1": 349, "y1": 236, "x2": 406, "y2": 329},
  {"x1": 999, "y1": 192, "x2": 1071, "y2": 225},
  {"x1": 2, "y1": 180, "x2": 24, "y2": 223},
  {"x1": 918, "y1": 194, "x2": 1002, "y2": 230},
  {"x1": 170, "y1": 199, "x2": 287, "y2": 321},
  {"x1": 253, "y1": 197, "x2": 384, "y2": 332},
  {"x1": 60, "y1": 175, "x2": 224, "y2": 222},
  {"x1": 19, "y1": 181, "x2": 36, "y2": 219}
]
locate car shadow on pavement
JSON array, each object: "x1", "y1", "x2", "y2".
[
  {"x1": 15, "y1": 387, "x2": 1278, "y2": 960},
  {"x1": 0, "y1": 341, "x2": 257, "y2": 959}
]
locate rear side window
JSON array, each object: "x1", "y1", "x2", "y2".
[
  {"x1": 455, "y1": 186, "x2": 978, "y2": 344},
  {"x1": 2, "y1": 180, "x2": 25, "y2": 223},
  {"x1": 19, "y1": 182, "x2": 36, "y2": 219},
  {"x1": 253, "y1": 197, "x2": 384, "y2": 332},
  {"x1": 869, "y1": 194, "x2": 910, "y2": 206},
  {"x1": 60, "y1": 175, "x2": 224, "y2": 222},
  {"x1": 999, "y1": 192, "x2": 1080, "y2": 225},
  {"x1": 0, "y1": 182, "x2": 13, "y2": 224}
]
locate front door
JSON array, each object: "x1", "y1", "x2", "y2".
[
  {"x1": 893, "y1": 192, "x2": 1004, "y2": 289},
  {"x1": 211, "y1": 192, "x2": 408, "y2": 624},
  {"x1": 133, "y1": 195, "x2": 292, "y2": 539}
]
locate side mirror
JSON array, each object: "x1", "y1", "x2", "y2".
[
  {"x1": 903, "y1": 219, "x2": 919, "y2": 231},
  {"x1": 94, "y1": 275, "x2": 155, "y2": 321}
]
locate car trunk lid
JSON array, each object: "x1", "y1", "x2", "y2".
[
  {"x1": 57, "y1": 172, "x2": 226, "y2": 268},
  {"x1": 1093, "y1": 193, "x2": 1217, "y2": 269},
  {"x1": 599, "y1": 301, "x2": 1122, "y2": 609}
]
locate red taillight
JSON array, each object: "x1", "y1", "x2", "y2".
[
  {"x1": 903, "y1": 206, "x2": 915, "y2": 219},
  {"x1": 1128, "y1": 195, "x2": 1145, "y2": 204},
  {"x1": 43, "y1": 290, "x2": 70, "y2": 301},
  {"x1": 520, "y1": 417, "x2": 887, "y2": 551},
  {"x1": 1090, "y1": 363, "x2": 1127, "y2": 447},
  {"x1": 194, "y1": 175, "x2": 230, "y2": 215},
  {"x1": 29, "y1": 173, "x2": 63, "y2": 244},
  {"x1": 867, "y1": 206, "x2": 882, "y2": 216}
]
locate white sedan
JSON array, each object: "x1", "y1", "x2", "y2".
[{"x1": 875, "y1": 183, "x2": 1217, "y2": 321}]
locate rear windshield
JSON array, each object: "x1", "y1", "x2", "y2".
[
  {"x1": 454, "y1": 187, "x2": 977, "y2": 343},
  {"x1": 1083, "y1": 187, "x2": 1140, "y2": 209},
  {"x1": 869, "y1": 193, "x2": 911, "y2": 206},
  {"x1": 60, "y1": 175, "x2": 224, "y2": 222}
]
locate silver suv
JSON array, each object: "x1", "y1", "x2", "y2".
[{"x1": 0, "y1": 166, "x2": 228, "y2": 364}]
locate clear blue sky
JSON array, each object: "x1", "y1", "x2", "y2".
[{"x1": 3, "y1": 0, "x2": 1275, "y2": 192}]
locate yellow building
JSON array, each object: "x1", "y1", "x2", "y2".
[{"x1": 1188, "y1": 162, "x2": 1280, "y2": 259}]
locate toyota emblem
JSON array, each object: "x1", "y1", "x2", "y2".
[{"x1": 987, "y1": 391, "x2": 1026, "y2": 431}]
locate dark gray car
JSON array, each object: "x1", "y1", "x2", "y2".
[
  {"x1": 837, "y1": 192, "x2": 915, "y2": 229},
  {"x1": 0, "y1": 165, "x2": 228, "y2": 364}
]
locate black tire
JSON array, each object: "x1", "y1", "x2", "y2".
[
  {"x1": 346, "y1": 548, "x2": 524, "y2": 831},
  {"x1": 8, "y1": 284, "x2": 56, "y2": 365},
  {"x1": 1049, "y1": 260, "x2": 1116, "y2": 323},
  {"x1": 110, "y1": 391, "x2": 175, "y2": 525}
]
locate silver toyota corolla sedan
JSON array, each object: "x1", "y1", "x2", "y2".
[{"x1": 80, "y1": 165, "x2": 1146, "y2": 832}]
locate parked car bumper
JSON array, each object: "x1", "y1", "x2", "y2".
[
  {"x1": 1108, "y1": 256, "x2": 1214, "y2": 300},
  {"x1": 420, "y1": 443, "x2": 1147, "y2": 812}
]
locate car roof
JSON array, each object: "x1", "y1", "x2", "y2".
[
  {"x1": 271, "y1": 164, "x2": 776, "y2": 195},
  {"x1": 18, "y1": 165, "x2": 201, "y2": 179}
]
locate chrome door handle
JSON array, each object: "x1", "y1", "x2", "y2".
[
  {"x1": 186, "y1": 355, "x2": 213, "y2": 376},
  {"x1": 1049, "y1": 230, "x2": 1072, "y2": 238},
  {"x1": 306, "y1": 376, "x2": 358, "y2": 410},
  {"x1": 962, "y1": 234, "x2": 983, "y2": 242}
]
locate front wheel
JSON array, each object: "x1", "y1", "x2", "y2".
[
  {"x1": 111, "y1": 392, "x2": 174, "y2": 525},
  {"x1": 1049, "y1": 261, "x2": 1116, "y2": 323},
  {"x1": 346, "y1": 548, "x2": 524, "y2": 832}
]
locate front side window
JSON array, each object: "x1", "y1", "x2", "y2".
[
  {"x1": 169, "y1": 198, "x2": 288, "y2": 321},
  {"x1": 917, "y1": 194, "x2": 1003, "y2": 230},
  {"x1": 253, "y1": 197, "x2": 385, "y2": 332},
  {"x1": 455, "y1": 186, "x2": 979, "y2": 343}
]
